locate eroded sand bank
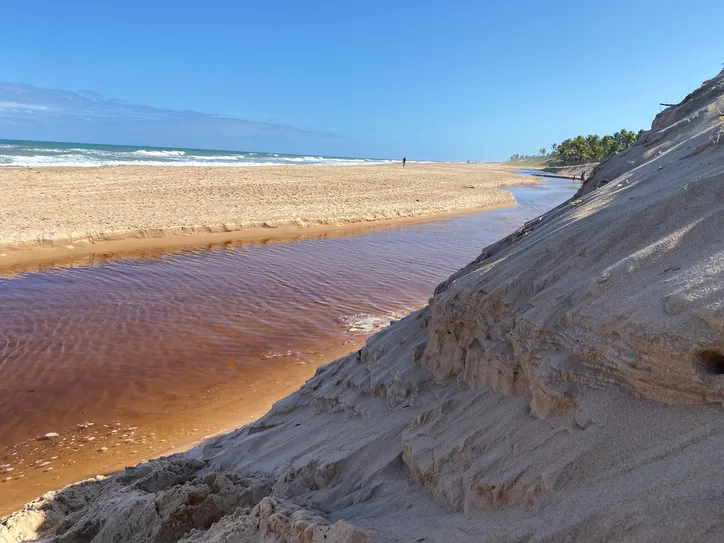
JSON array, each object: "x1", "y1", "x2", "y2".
[
  {"x1": 3, "y1": 70, "x2": 723, "y2": 541},
  {"x1": 0, "y1": 162, "x2": 532, "y2": 271}
]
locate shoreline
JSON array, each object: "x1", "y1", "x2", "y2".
[
  {"x1": 0, "y1": 176, "x2": 577, "y2": 516},
  {"x1": 0, "y1": 340, "x2": 363, "y2": 518},
  {"x1": 0, "y1": 162, "x2": 537, "y2": 275},
  {"x1": 0, "y1": 202, "x2": 514, "y2": 275},
  {"x1": 0, "y1": 164, "x2": 543, "y2": 519}
]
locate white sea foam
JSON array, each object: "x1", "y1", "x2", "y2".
[
  {"x1": 133, "y1": 149, "x2": 186, "y2": 157},
  {"x1": 0, "y1": 157, "x2": 397, "y2": 168},
  {"x1": 190, "y1": 154, "x2": 245, "y2": 161},
  {"x1": 341, "y1": 309, "x2": 414, "y2": 334},
  {"x1": 1, "y1": 154, "x2": 98, "y2": 167},
  {"x1": 261, "y1": 350, "x2": 296, "y2": 360},
  {"x1": 0, "y1": 142, "x2": 398, "y2": 168}
]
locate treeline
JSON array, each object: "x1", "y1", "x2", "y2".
[
  {"x1": 508, "y1": 150, "x2": 547, "y2": 162},
  {"x1": 509, "y1": 129, "x2": 643, "y2": 165},
  {"x1": 550, "y1": 129, "x2": 642, "y2": 165}
]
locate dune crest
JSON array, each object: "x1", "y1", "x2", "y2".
[{"x1": 3, "y1": 70, "x2": 724, "y2": 542}]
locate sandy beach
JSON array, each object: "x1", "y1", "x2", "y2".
[
  {"x1": 4, "y1": 70, "x2": 724, "y2": 542},
  {"x1": 0, "y1": 162, "x2": 532, "y2": 272}
]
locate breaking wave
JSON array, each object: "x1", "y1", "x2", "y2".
[{"x1": 0, "y1": 140, "x2": 396, "y2": 168}]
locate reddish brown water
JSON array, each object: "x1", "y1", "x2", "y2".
[{"x1": 0, "y1": 175, "x2": 577, "y2": 513}]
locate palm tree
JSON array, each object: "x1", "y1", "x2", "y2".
[
  {"x1": 615, "y1": 129, "x2": 637, "y2": 151},
  {"x1": 624, "y1": 129, "x2": 638, "y2": 148},
  {"x1": 601, "y1": 135, "x2": 616, "y2": 159},
  {"x1": 586, "y1": 135, "x2": 603, "y2": 161},
  {"x1": 572, "y1": 136, "x2": 590, "y2": 163},
  {"x1": 547, "y1": 128, "x2": 640, "y2": 166}
]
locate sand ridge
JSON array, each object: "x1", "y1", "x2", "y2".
[{"x1": 0, "y1": 162, "x2": 532, "y2": 258}]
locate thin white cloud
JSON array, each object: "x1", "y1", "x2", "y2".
[
  {"x1": 0, "y1": 101, "x2": 50, "y2": 111},
  {"x1": 0, "y1": 83, "x2": 338, "y2": 142}
]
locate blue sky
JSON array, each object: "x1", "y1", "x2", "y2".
[{"x1": 1, "y1": 0, "x2": 723, "y2": 161}]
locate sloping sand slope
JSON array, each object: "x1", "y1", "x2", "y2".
[{"x1": 3, "y1": 70, "x2": 724, "y2": 542}]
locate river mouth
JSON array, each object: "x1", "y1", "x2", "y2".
[{"x1": 0, "y1": 175, "x2": 578, "y2": 515}]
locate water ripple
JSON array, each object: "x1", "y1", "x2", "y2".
[{"x1": 0, "y1": 178, "x2": 578, "y2": 447}]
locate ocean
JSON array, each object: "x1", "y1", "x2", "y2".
[{"x1": 0, "y1": 139, "x2": 395, "y2": 168}]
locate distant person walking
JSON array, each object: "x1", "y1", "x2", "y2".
[{"x1": 402, "y1": 156, "x2": 407, "y2": 168}]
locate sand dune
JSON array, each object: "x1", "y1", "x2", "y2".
[{"x1": 4, "y1": 71, "x2": 724, "y2": 542}]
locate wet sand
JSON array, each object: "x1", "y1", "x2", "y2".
[
  {"x1": 0, "y1": 344, "x2": 355, "y2": 518},
  {"x1": 0, "y1": 205, "x2": 511, "y2": 278},
  {"x1": 0, "y1": 176, "x2": 578, "y2": 516},
  {"x1": 0, "y1": 162, "x2": 532, "y2": 271}
]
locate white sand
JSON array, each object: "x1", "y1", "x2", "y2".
[
  {"x1": 0, "y1": 163, "x2": 529, "y2": 250},
  {"x1": 3, "y1": 70, "x2": 724, "y2": 542}
]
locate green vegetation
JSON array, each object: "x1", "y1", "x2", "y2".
[
  {"x1": 508, "y1": 152, "x2": 547, "y2": 163},
  {"x1": 549, "y1": 130, "x2": 642, "y2": 165},
  {"x1": 505, "y1": 155, "x2": 549, "y2": 167},
  {"x1": 509, "y1": 129, "x2": 643, "y2": 166}
]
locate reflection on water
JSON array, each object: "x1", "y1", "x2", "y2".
[{"x1": 0, "y1": 177, "x2": 578, "y2": 449}]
